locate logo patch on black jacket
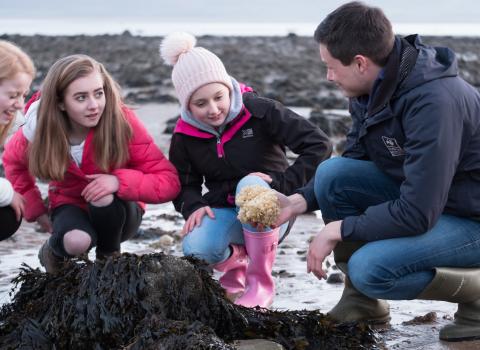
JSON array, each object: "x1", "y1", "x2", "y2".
[
  {"x1": 242, "y1": 128, "x2": 254, "y2": 138},
  {"x1": 382, "y1": 136, "x2": 405, "y2": 156}
]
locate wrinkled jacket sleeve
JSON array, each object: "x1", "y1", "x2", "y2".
[
  {"x1": 111, "y1": 109, "x2": 180, "y2": 204},
  {"x1": 169, "y1": 133, "x2": 208, "y2": 220},
  {"x1": 258, "y1": 97, "x2": 332, "y2": 195},
  {"x1": 2, "y1": 129, "x2": 47, "y2": 221},
  {"x1": 341, "y1": 90, "x2": 463, "y2": 241}
]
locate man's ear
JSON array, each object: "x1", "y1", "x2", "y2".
[{"x1": 353, "y1": 54, "x2": 369, "y2": 74}]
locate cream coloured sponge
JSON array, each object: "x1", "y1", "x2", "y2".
[{"x1": 236, "y1": 185, "x2": 280, "y2": 227}]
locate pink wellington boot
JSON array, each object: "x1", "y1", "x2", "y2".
[
  {"x1": 213, "y1": 244, "x2": 248, "y2": 301},
  {"x1": 235, "y1": 228, "x2": 279, "y2": 308}
]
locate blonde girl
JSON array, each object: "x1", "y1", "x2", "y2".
[{"x1": 0, "y1": 40, "x2": 35, "y2": 240}]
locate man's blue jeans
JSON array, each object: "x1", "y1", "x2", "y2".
[
  {"x1": 314, "y1": 157, "x2": 480, "y2": 300},
  {"x1": 182, "y1": 175, "x2": 289, "y2": 264}
]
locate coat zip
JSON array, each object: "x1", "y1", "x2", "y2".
[{"x1": 216, "y1": 137, "x2": 224, "y2": 158}]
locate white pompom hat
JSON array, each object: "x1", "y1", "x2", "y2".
[{"x1": 160, "y1": 32, "x2": 233, "y2": 107}]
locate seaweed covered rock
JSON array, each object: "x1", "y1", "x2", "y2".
[{"x1": 0, "y1": 253, "x2": 379, "y2": 349}]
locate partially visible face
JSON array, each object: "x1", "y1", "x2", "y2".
[
  {"x1": 319, "y1": 44, "x2": 369, "y2": 98},
  {"x1": 0, "y1": 72, "x2": 32, "y2": 126},
  {"x1": 188, "y1": 83, "x2": 231, "y2": 128},
  {"x1": 61, "y1": 71, "x2": 106, "y2": 134}
]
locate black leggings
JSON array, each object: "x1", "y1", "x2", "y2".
[
  {"x1": 0, "y1": 206, "x2": 21, "y2": 241},
  {"x1": 49, "y1": 196, "x2": 142, "y2": 257}
]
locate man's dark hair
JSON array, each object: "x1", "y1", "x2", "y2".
[{"x1": 314, "y1": 1, "x2": 394, "y2": 66}]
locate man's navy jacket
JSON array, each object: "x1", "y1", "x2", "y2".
[{"x1": 300, "y1": 35, "x2": 480, "y2": 241}]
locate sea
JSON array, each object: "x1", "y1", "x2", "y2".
[{"x1": 1, "y1": 18, "x2": 480, "y2": 37}]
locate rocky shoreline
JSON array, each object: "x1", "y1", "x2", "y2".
[
  {"x1": 2, "y1": 33, "x2": 480, "y2": 154},
  {"x1": 3, "y1": 33, "x2": 480, "y2": 108}
]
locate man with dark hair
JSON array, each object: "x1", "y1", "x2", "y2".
[{"x1": 276, "y1": 1, "x2": 480, "y2": 342}]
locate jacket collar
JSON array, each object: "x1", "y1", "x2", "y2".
[
  {"x1": 352, "y1": 36, "x2": 418, "y2": 118},
  {"x1": 174, "y1": 81, "x2": 254, "y2": 138}
]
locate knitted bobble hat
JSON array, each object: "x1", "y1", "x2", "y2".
[{"x1": 160, "y1": 32, "x2": 233, "y2": 107}]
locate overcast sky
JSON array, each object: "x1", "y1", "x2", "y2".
[{"x1": 2, "y1": 0, "x2": 480, "y2": 23}]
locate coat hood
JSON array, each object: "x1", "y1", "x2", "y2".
[{"x1": 398, "y1": 34, "x2": 458, "y2": 96}]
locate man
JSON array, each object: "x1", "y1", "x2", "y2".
[{"x1": 277, "y1": 1, "x2": 480, "y2": 342}]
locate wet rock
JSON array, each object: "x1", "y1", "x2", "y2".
[
  {"x1": 326, "y1": 272, "x2": 345, "y2": 284},
  {"x1": 234, "y1": 339, "x2": 284, "y2": 349},
  {"x1": 273, "y1": 270, "x2": 295, "y2": 278},
  {"x1": 156, "y1": 213, "x2": 183, "y2": 222},
  {"x1": 125, "y1": 88, "x2": 178, "y2": 104},
  {"x1": 309, "y1": 107, "x2": 352, "y2": 138},
  {"x1": 2, "y1": 34, "x2": 477, "y2": 108},
  {"x1": 164, "y1": 115, "x2": 180, "y2": 134},
  {"x1": 402, "y1": 312, "x2": 438, "y2": 325},
  {"x1": 149, "y1": 234, "x2": 175, "y2": 249},
  {"x1": 279, "y1": 243, "x2": 294, "y2": 249},
  {"x1": 132, "y1": 227, "x2": 177, "y2": 240}
]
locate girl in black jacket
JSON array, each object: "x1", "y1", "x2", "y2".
[{"x1": 161, "y1": 32, "x2": 331, "y2": 308}]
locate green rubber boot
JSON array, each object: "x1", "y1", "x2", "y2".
[
  {"x1": 327, "y1": 242, "x2": 391, "y2": 326},
  {"x1": 417, "y1": 267, "x2": 480, "y2": 341}
]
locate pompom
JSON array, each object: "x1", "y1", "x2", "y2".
[
  {"x1": 159, "y1": 32, "x2": 197, "y2": 66},
  {"x1": 236, "y1": 185, "x2": 280, "y2": 227}
]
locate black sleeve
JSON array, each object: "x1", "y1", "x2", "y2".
[
  {"x1": 168, "y1": 134, "x2": 208, "y2": 220},
  {"x1": 259, "y1": 97, "x2": 332, "y2": 195},
  {"x1": 295, "y1": 177, "x2": 319, "y2": 212}
]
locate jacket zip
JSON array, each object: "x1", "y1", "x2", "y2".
[{"x1": 216, "y1": 137, "x2": 224, "y2": 158}]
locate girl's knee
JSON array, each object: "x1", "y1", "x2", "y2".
[
  {"x1": 90, "y1": 194, "x2": 114, "y2": 207},
  {"x1": 182, "y1": 237, "x2": 226, "y2": 264},
  {"x1": 236, "y1": 175, "x2": 269, "y2": 195},
  {"x1": 63, "y1": 229, "x2": 92, "y2": 256}
]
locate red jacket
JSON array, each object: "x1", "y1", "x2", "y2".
[{"x1": 3, "y1": 106, "x2": 180, "y2": 222}]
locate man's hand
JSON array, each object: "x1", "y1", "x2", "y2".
[
  {"x1": 182, "y1": 206, "x2": 215, "y2": 236},
  {"x1": 274, "y1": 192, "x2": 308, "y2": 226},
  {"x1": 307, "y1": 220, "x2": 342, "y2": 280}
]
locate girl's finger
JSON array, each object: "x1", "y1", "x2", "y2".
[{"x1": 205, "y1": 207, "x2": 215, "y2": 219}]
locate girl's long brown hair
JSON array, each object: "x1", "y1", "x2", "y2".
[
  {"x1": 29, "y1": 55, "x2": 132, "y2": 181},
  {"x1": 0, "y1": 40, "x2": 35, "y2": 146}
]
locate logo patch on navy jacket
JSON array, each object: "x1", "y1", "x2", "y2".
[
  {"x1": 242, "y1": 128, "x2": 254, "y2": 138},
  {"x1": 381, "y1": 136, "x2": 405, "y2": 156}
]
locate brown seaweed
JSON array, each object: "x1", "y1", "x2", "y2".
[{"x1": 0, "y1": 253, "x2": 380, "y2": 349}]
